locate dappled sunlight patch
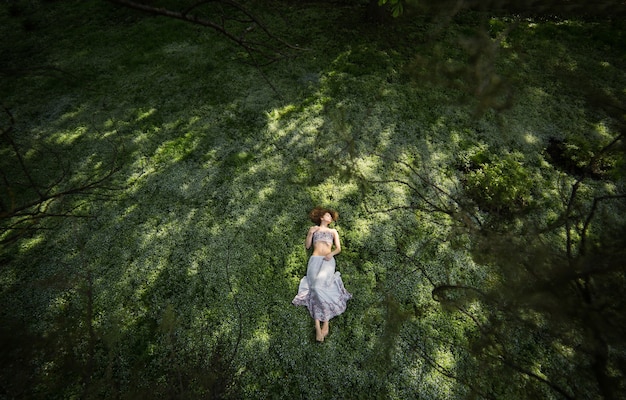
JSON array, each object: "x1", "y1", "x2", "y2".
[
  {"x1": 16, "y1": 233, "x2": 46, "y2": 254},
  {"x1": 266, "y1": 104, "x2": 299, "y2": 123},
  {"x1": 552, "y1": 341, "x2": 576, "y2": 360},
  {"x1": 255, "y1": 184, "x2": 276, "y2": 203},
  {"x1": 523, "y1": 131, "x2": 540, "y2": 145},
  {"x1": 352, "y1": 154, "x2": 383, "y2": 180},
  {"x1": 152, "y1": 131, "x2": 200, "y2": 164},
  {"x1": 433, "y1": 345, "x2": 457, "y2": 372},
  {"x1": 49, "y1": 125, "x2": 88, "y2": 145},
  {"x1": 308, "y1": 180, "x2": 357, "y2": 206},
  {"x1": 593, "y1": 120, "x2": 618, "y2": 141},
  {"x1": 422, "y1": 365, "x2": 457, "y2": 398},
  {"x1": 265, "y1": 108, "x2": 323, "y2": 151},
  {"x1": 245, "y1": 322, "x2": 271, "y2": 354},
  {"x1": 135, "y1": 107, "x2": 157, "y2": 122},
  {"x1": 186, "y1": 259, "x2": 200, "y2": 277}
]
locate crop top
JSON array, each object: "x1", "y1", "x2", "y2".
[{"x1": 312, "y1": 230, "x2": 333, "y2": 245}]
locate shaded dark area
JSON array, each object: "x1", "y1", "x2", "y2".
[
  {"x1": 0, "y1": 104, "x2": 123, "y2": 245},
  {"x1": 545, "y1": 137, "x2": 610, "y2": 180},
  {"x1": 443, "y1": 0, "x2": 626, "y2": 19}
]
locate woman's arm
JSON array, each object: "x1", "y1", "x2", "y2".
[{"x1": 305, "y1": 226, "x2": 318, "y2": 249}]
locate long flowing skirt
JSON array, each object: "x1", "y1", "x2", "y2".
[{"x1": 292, "y1": 256, "x2": 352, "y2": 322}]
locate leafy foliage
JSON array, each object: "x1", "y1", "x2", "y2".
[{"x1": 460, "y1": 147, "x2": 534, "y2": 215}]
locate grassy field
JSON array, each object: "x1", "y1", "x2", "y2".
[{"x1": 1, "y1": 1, "x2": 625, "y2": 398}]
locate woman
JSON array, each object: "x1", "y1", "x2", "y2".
[{"x1": 292, "y1": 207, "x2": 352, "y2": 342}]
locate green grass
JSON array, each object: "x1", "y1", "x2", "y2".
[{"x1": 1, "y1": 1, "x2": 625, "y2": 399}]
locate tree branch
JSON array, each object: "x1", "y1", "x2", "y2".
[{"x1": 104, "y1": 0, "x2": 302, "y2": 66}]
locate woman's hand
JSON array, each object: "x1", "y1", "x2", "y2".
[
  {"x1": 305, "y1": 226, "x2": 320, "y2": 250},
  {"x1": 324, "y1": 253, "x2": 333, "y2": 261}
]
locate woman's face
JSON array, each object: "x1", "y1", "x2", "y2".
[{"x1": 322, "y1": 212, "x2": 333, "y2": 223}]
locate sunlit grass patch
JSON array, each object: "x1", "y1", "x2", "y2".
[{"x1": 153, "y1": 131, "x2": 200, "y2": 164}]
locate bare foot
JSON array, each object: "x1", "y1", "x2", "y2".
[
  {"x1": 322, "y1": 322, "x2": 329, "y2": 338},
  {"x1": 315, "y1": 321, "x2": 324, "y2": 342},
  {"x1": 316, "y1": 327, "x2": 324, "y2": 342}
]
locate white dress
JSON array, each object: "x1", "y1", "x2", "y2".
[{"x1": 292, "y1": 255, "x2": 352, "y2": 321}]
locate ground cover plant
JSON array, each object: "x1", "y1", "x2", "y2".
[{"x1": 1, "y1": 0, "x2": 625, "y2": 398}]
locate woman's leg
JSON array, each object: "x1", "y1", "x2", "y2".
[
  {"x1": 322, "y1": 321, "x2": 329, "y2": 338},
  {"x1": 315, "y1": 319, "x2": 324, "y2": 342}
]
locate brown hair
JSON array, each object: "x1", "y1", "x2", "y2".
[{"x1": 309, "y1": 207, "x2": 339, "y2": 225}]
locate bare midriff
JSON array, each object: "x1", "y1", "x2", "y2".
[{"x1": 312, "y1": 242, "x2": 332, "y2": 257}]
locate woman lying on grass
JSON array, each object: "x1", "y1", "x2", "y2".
[{"x1": 292, "y1": 207, "x2": 352, "y2": 342}]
